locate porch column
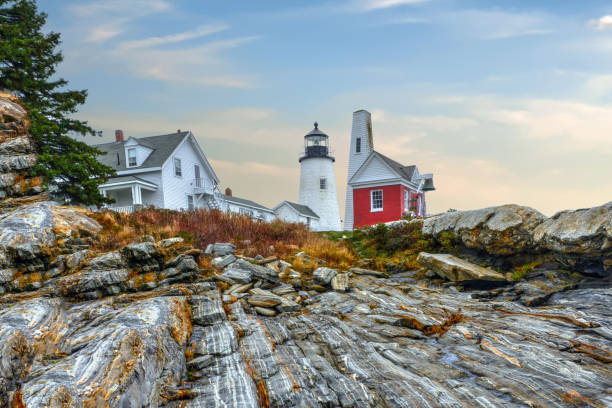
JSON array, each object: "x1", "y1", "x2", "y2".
[{"x1": 131, "y1": 185, "x2": 143, "y2": 205}]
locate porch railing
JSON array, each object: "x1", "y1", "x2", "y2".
[
  {"x1": 190, "y1": 178, "x2": 208, "y2": 193},
  {"x1": 106, "y1": 205, "x2": 135, "y2": 214}
]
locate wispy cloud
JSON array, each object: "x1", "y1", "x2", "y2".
[
  {"x1": 355, "y1": 0, "x2": 427, "y2": 11},
  {"x1": 447, "y1": 9, "x2": 553, "y2": 39},
  {"x1": 589, "y1": 15, "x2": 612, "y2": 30},
  {"x1": 70, "y1": 0, "x2": 170, "y2": 17},
  {"x1": 118, "y1": 24, "x2": 229, "y2": 50}
]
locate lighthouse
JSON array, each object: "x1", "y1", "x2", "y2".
[{"x1": 298, "y1": 122, "x2": 342, "y2": 231}]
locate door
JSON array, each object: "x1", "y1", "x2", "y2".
[{"x1": 194, "y1": 164, "x2": 201, "y2": 188}]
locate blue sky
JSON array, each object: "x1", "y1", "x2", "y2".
[{"x1": 39, "y1": 0, "x2": 612, "y2": 216}]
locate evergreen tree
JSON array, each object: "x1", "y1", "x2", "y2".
[{"x1": 0, "y1": 0, "x2": 115, "y2": 205}]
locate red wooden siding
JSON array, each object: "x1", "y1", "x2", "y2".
[{"x1": 352, "y1": 184, "x2": 425, "y2": 228}]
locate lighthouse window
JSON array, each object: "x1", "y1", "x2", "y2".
[
  {"x1": 320, "y1": 177, "x2": 327, "y2": 190},
  {"x1": 371, "y1": 189, "x2": 383, "y2": 212},
  {"x1": 356, "y1": 137, "x2": 361, "y2": 153}
]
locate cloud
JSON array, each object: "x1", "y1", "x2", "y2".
[
  {"x1": 589, "y1": 15, "x2": 612, "y2": 30},
  {"x1": 355, "y1": 0, "x2": 427, "y2": 11},
  {"x1": 110, "y1": 36, "x2": 260, "y2": 87},
  {"x1": 447, "y1": 9, "x2": 553, "y2": 39},
  {"x1": 86, "y1": 23, "x2": 124, "y2": 42},
  {"x1": 118, "y1": 24, "x2": 229, "y2": 50},
  {"x1": 70, "y1": 0, "x2": 170, "y2": 17}
]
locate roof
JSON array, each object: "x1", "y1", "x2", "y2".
[
  {"x1": 100, "y1": 175, "x2": 158, "y2": 187},
  {"x1": 375, "y1": 151, "x2": 416, "y2": 182},
  {"x1": 94, "y1": 132, "x2": 189, "y2": 171},
  {"x1": 275, "y1": 201, "x2": 319, "y2": 219},
  {"x1": 221, "y1": 194, "x2": 275, "y2": 213},
  {"x1": 305, "y1": 122, "x2": 328, "y2": 138}
]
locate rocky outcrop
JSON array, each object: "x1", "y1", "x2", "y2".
[
  {"x1": 533, "y1": 202, "x2": 612, "y2": 270},
  {"x1": 0, "y1": 92, "x2": 44, "y2": 207},
  {"x1": 421, "y1": 202, "x2": 612, "y2": 272},
  {"x1": 417, "y1": 252, "x2": 508, "y2": 283},
  {"x1": 422, "y1": 204, "x2": 546, "y2": 256}
]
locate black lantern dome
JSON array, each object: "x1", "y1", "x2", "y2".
[{"x1": 299, "y1": 122, "x2": 335, "y2": 162}]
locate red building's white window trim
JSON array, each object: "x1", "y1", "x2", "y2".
[{"x1": 370, "y1": 189, "x2": 383, "y2": 212}]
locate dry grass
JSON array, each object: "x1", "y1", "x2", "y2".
[{"x1": 90, "y1": 208, "x2": 355, "y2": 269}]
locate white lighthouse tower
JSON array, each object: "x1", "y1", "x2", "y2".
[{"x1": 298, "y1": 122, "x2": 342, "y2": 231}]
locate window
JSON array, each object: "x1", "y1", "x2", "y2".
[
  {"x1": 320, "y1": 177, "x2": 327, "y2": 190},
  {"x1": 371, "y1": 189, "x2": 383, "y2": 212},
  {"x1": 404, "y1": 190, "x2": 410, "y2": 212},
  {"x1": 187, "y1": 195, "x2": 194, "y2": 210},
  {"x1": 356, "y1": 137, "x2": 361, "y2": 153},
  {"x1": 127, "y1": 148, "x2": 137, "y2": 167},
  {"x1": 174, "y1": 157, "x2": 182, "y2": 177}
]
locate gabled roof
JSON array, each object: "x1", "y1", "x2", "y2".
[
  {"x1": 221, "y1": 194, "x2": 275, "y2": 213},
  {"x1": 94, "y1": 132, "x2": 189, "y2": 171},
  {"x1": 274, "y1": 201, "x2": 319, "y2": 219},
  {"x1": 376, "y1": 152, "x2": 416, "y2": 181},
  {"x1": 349, "y1": 150, "x2": 417, "y2": 185}
]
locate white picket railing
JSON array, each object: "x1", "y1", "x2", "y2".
[{"x1": 106, "y1": 205, "x2": 135, "y2": 214}]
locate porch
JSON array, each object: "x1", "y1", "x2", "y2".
[{"x1": 99, "y1": 176, "x2": 158, "y2": 214}]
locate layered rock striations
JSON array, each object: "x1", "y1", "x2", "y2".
[
  {"x1": 0, "y1": 200, "x2": 610, "y2": 407},
  {"x1": 0, "y1": 92, "x2": 44, "y2": 208}
]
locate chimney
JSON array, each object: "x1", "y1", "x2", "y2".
[
  {"x1": 115, "y1": 129, "x2": 124, "y2": 142},
  {"x1": 225, "y1": 187, "x2": 232, "y2": 196}
]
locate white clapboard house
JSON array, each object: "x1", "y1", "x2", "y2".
[{"x1": 95, "y1": 130, "x2": 274, "y2": 221}]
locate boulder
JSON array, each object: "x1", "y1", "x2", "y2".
[
  {"x1": 313, "y1": 267, "x2": 338, "y2": 286},
  {"x1": 533, "y1": 202, "x2": 612, "y2": 260},
  {"x1": 222, "y1": 268, "x2": 253, "y2": 284},
  {"x1": 331, "y1": 273, "x2": 350, "y2": 292},
  {"x1": 417, "y1": 252, "x2": 507, "y2": 282},
  {"x1": 51, "y1": 206, "x2": 102, "y2": 237},
  {"x1": 422, "y1": 204, "x2": 546, "y2": 256},
  {"x1": 247, "y1": 288, "x2": 282, "y2": 308},
  {"x1": 158, "y1": 237, "x2": 184, "y2": 247}
]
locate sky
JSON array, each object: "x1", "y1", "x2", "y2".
[{"x1": 38, "y1": 0, "x2": 612, "y2": 217}]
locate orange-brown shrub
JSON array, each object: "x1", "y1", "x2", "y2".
[{"x1": 90, "y1": 208, "x2": 355, "y2": 267}]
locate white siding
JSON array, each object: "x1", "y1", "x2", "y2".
[
  {"x1": 225, "y1": 201, "x2": 276, "y2": 221},
  {"x1": 350, "y1": 155, "x2": 397, "y2": 184},
  {"x1": 134, "y1": 171, "x2": 164, "y2": 208},
  {"x1": 345, "y1": 110, "x2": 374, "y2": 230},
  {"x1": 161, "y1": 136, "x2": 216, "y2": 210},
  {"x1": 274, "y1": 203, "x2": 318, "y2": 230},
  {"x1": 298, "y1": 157, "x2": 342, "y2": 231}
]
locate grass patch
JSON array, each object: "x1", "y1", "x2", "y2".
[{"x1": 511, "y1": 260, "x2": 544, "y2": 281}]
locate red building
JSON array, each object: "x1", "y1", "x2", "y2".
[{"x1": 344, "y1": 110, "x2": 435, "y2": 229}]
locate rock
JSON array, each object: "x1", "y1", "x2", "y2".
[
  {"x1": 120, "y1": 242, "x2": 159, "y2": 263},
  {"x1": 205, "y1": 243, "x2": 236, "y2": 257},
  {"x1": 534, "y1": 202, "x2": 612, "y2": 260},
  {"x1": 212, "y1": 254, "x2": 236, "y2": 269},
  {"x1": 313, "y1": 267, "x2": 338, "y2": 285},
  {"x1": 187, "y1": 355, "x2": 214, "y2": 371},
  {"x1": 331, "y1": 273, "x2": 350, "y2": 292},
  {"x1": 190, "y1": 296, "x2": 226, "y2": 326},
  {"x1": 254, "y1": 306, "x2": 277, "y2": 316},
  {"x1": 159, "y1": 237, "x2": 184, "y2": 247},
  {"x1": 65, "y1": 249, "x2": 88, "y2": 270},
  {"x1": 247, "y1": 288, "x2": 283, "y2": 308},
  {"x1": 231, "y1": 258, "x2": 280, "y2": 284},
  {"x1": 422, "y1": 204, "x2": 546, "y2": 256},
  {"x1": 0, "y1": 202, "x2": 54, "y2": 261},
  {"x1": 88, "y1": 251, "x2": 123, "y2": 269},
  {"x1": 349, "y1": 267, "x2": 386, "y2": 277},
  {"x1": 417, "y1": 252, "x2": 508, "y2": 282},
  {"x1": 275, "y1": 297, "x2": 300, "y2": 313},
  {"x1": 51, "y1": 206, "x2": 102, "y2": 238},
  {"x1": 222, "y1": 267, "x2": 252, "y2": 284},
  {"x1": 272, "y1": 283, "x2": 296, "y2": 296}
]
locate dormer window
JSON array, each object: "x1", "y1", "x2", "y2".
[
  {"x1": 356, "y1": 137, "x2": 361, "y2": 153},
  {"x1": 127, "y1": 148, "x2": 137, "y2": 167}
]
